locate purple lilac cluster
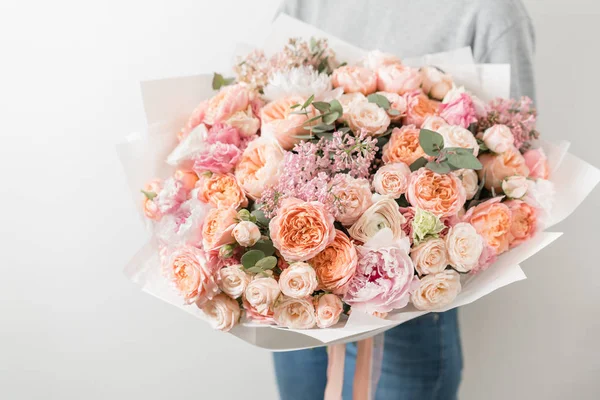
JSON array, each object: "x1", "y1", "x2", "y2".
[{"x1": 478, "y1": 96, "x2": 539, "y2": 150}]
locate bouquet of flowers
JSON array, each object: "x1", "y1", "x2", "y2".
[{"x1": 118, "y1": 15, "x2": 599, "y2": 349}]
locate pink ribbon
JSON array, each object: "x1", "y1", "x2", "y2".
[{"x1": 324, "y1": 338, "x2": 377, "y2": 400}]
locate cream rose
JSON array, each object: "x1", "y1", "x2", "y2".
[
  {"x1": 348, "y1": 197, "x2": 406, "y2": 243},
  {"x1": 372, "y1": 162, "x2": 412, "y2": 198},
  {"x1": 420, "y1": 66, "x2": 453, "y2": 101},
  {"x1": 452, "y1": 169, "x2": 479, "y2": 200},
  {"x1": 278, "y1": 262, "x2": 319, "y2": 298},
  {"x1": 411, "y1": 270, "x2": 462, "y2": 311},
  {"x1": 376, "y1": 64, "x2": 422, "y2": 94},
  {"x1": 445, "y1": 222, "x2": 484, "y2": 272},
  {"x1": 410, "y1": 238, "x2": 449, "y2": 276},
  {"x1": 337, "y1": 92, "x2": 368, "y2": 122},
  {"x1": 502, "y1": 175, "x2": 529, "y2": 199},
  {"x1": 274, "y1": 296, "x2": 317, "y2": 329},
  {"x1": 232, "y1": 220, "x2": 261, "y2": 247},
  {"x1": 347, "y1": 101, "x2": 391, "y2": 136},
  {"x1": 244, "y1": 277, "x2": 281, "y2": 317},
  {"x1": 421, "y1": 116, "x2": 449, "y2": 132},
  {"x1": 314, "y1": 294, "x2": 344, "y2": 328},
  {"x1": 199, "y1": 293, "x2": 241, "y2": 332},
  {"x1": 332, "y1": 177, "x2": 373, "y2": 226},
  {"x1": 235, "y1": 137, "x2": 285, "y2": 200},
  {"x1": 218, "y1": 264, "x2": 251, "y2": 299},
  {"x1": 437, "y1": 125, "x2": 479, "y2": 157},
  {"x1": 481, "y1": 124, "x2": 515, "y2": 154},
  {"x1": 331, "y1": 65, "x2": 378, "y2": 95}
]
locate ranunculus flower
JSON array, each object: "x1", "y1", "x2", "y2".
[
  {"x1": 310, "y1": 229, "x2": 358, "y2": 295},
  {"x1": 377, "y1": 64, "x2": 422, "y2": 95},
  {"x1": 331, "y1": 65, "x2": 378, "y2": 95},
  {"x1": 407, "y1": 169, "x2": 467, "y2": 218},
  {"x1": 243, "y1": 277, "x2": 280, "y2": 321},
  {"x1": 142, "y1": 179, "x2": 162, "y2": 220},
  {"x1": 360, "y1": 50, "x2": 402, "y2": 71},
  {"x1": 347, "y1": 101, "x2": 391, "y2": 136},
  {"x1": 218, "y1": 264, "x2": 250, "y2": 299},
  {"x1": 478, "y1": 146, "x2": 530, "y2": 191},
  {"x1": 462, "y1": 197, "x2": 512, "y2": 255},
  {"x1": 421, "y1": 115, "x2": 449, "y2": 132},
  {"x1": 203, "y1": 84, "x2": 251, "y2": 125},
  {"x1": 225, "y1": 106, "x2": 260, "y2": 137},
  {"x1": 202, "y1": 206, "x2": 238, "y2": 251},
  {"x1": 198, "y1": 293, "x2": 241, "y2": 332},
  {"x1": 402, "y1": 92, "x2": 440, "y2": 128},
  {"x1": 314, "y1": 294, "x2": 344, "y2": 328},
  {"x1": 410, "y1": 238, "x2": 448, "y2": 276},
  {"x1": 411, "y1": 270, "x2": 461, "y2": 311},
  {"x1": 348, "y1": 197, "x2": 406, "y2": 243},
  {"x1": 445, "y1": 222, "x2": 484, "y2": 272},
  {"x1": 439, "y1": 92, "x2": 477, "y2": 128},
  {"x1": 376, "y1": 91, "x2": 407, "y2": 122},
  {"x1": 452, "y1": 169, "x2": 479, "y2": 200},
  {"x1": 269, "y1": 198, "x2": 336, "y2": 262},
  {"x1": 232, "y1": 220, "x2": 261, "y2": 247},
  {"x1": 420, "y1": 66, "x2": 453, "y2": 100},
  {"x1": 235, "y1": 137, "x2": 285, "y2": 200},
  {"x1": 337, "y1": 92, "x2": 368, "y2": 123},
  {"x1": 523, "y1": 148, "x2": 550, "y2": 179},
  {"x1": 260, "y1": 96, "x2": 317, "y2": 150},
  {"x1": 504, "y1": 200, "x2": 538, "y2": 248},
  {"x1": 192, "y1": 142, "x2": 242, "y2": 175},
  {"x1": 278, "y1": 262, "x2": 319, "y2": 298},
  {"x1": 411, "y1": 208, "x2": 446, "y2": 244},
  {"x1": 274, "y1": 296, "x2": 317, "y2": 329},
  {"x1": 196, "y1": 173, "x2": 247, "y2": 209},
  {"x1": 331, "y1": 176, "x2": 373, "y2": 226},
  {"x1": 437, "y1": 125, "x2": 480, "y2": 156},
  {"x1": 502, "y1": 175, "x2": 529, "y2": 199},
  {"x1": 373, "y1": 162, "x2": 412, "y2": 198},
  {"x1": 481, "y1": 124, "x2": 514, "y2": 154},
  {"x1": 163, "y1": 246, "x2": 219, "y2": 305},
  {"x1": 382, "y1": 125, "x2": 427, "y2": 166}
]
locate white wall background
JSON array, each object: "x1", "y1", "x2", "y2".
[{"x1": 0, "y1": 1, "x2": 598, "y2": 399}]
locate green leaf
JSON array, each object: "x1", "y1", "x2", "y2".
[
  {"x1": 303, "y1": 114, "x2": 325, "y2": 125},
  {"x1": 302, "y1": 94, "x2": 315, "y2": 109},
  {"x1": 312, "y1": 101, "x2": 331, "y2": 113},
  {"x1": 290, "y1": 103, "x2": 301, "y2": 109},
  {"x1": 316, "y1": 131, "x2": 334, "y2": 141},
  {"x1": 255, "y1": 256, "x2": 277, "y2": 270},
  {"x1": 419, "y1": 129, "x2": 444, "y2": 157},
  {"x1": 251, "y1": 240, "x2": 276, "y2": 257},
  {"x1": 251, "y1": 209, "x2": 270, "y2": 227},
  {"x1": 321, "y1": 111, "x2": 340, "y2": 125},
  {"x1": 446, "y1": 153, "x2": 483, "y2": 170},
  {"x1": 388, "y1": 109, "x2": 400, "y2": 116},
  {"x1": 367, "y1": 93, "x2": 391, "y2": 110},
  {"x1": 426, "y1": 161, "x2": 452, "y2": 174},
  {"x1": 140, "y1": 189, "x2": 157, "y2": 200},
  {"x1": 310, "y1": 123, "x2": 335, "y2": 134},
  {"x1": 245, "y1": 266, "x2": 264, "y2": 274},
  {"x1": 212, "y1": 73, "x2": 235, "y2": 90},
  {"x1": 292, "y1": 134, "x2": 315, "y2": 140},
  {"x1": 329, "y1": 99, "x2": 343, "y2": 115},
  {"x1": 476, "y1": 138, "x2": 489, "y2": 152},
  {"x1": 241, "y1": 250, "x2": 265, "y2": 269},
  {"x1": 410, "y1": 157, "x2": 428, "y2": 172}
]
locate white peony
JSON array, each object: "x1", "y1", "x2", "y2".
[{"x1": 263, "y1": 66, "x2": 336, "y2": 101}]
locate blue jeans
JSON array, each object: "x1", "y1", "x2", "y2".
[{"x1": 273, "y1": 309, "x2": 462, "y2": 400}]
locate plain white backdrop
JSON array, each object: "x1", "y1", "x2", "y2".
[{"x1": 0, "y1": 1, "x2": 598, "y2": 399}]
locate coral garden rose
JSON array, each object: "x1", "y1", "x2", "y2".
[
  {"x1": 376, "y1": 64, "x2": 422, "y2": 95},
  {"x1": 406, "y1": 168, "x2": 467, "y2": 218},
  {"x1": 372, "y1": 162, "x2": 412, "y2": 198},
  {"x1": 481, "y1": 124, "x2": 514, "y2": 154},
  {"x1": 502, "y1": 175, "x2": 529, "y2": 199},
  {"x1": 452, "y1": 169, "x2": 479, "y2": 200},
  {"x1": 382, "y1": 125, "x2": 426, "y2": 166},
  {"x1": 403, "y1": 92, "x2": 440, "y2": 128},
  {"x1": 260, "y1": 96, "x2": 317, "y2": 150},
  {"x1": 420, "y1": 66, "x2": 453, "y2": 101},
  {"x1": 348, "y1": 197, "x2": 406, "y2": 243},
  {"x1": 331, "y1": 65, "x2": 378, "y2": 95},
  {"x1": 439, "y1": 92, "x2": 477, "y2": 128},
  {"x1": 310, "y1": 229, "x2": 358, "y2": 295},
  {"x1": 331, "y1": 176, "x2": 373, "y2": 226},
  {"x1": 346, "y1": 101, "x2": 391, "y2": 136},
  {"x1": 243, "y1": 276, "x2": 280, "y2": 320},
  {"x1": 376, "y1": 91, "x2": 407, "y2": 122},
  {"x1": 235, "y1": 137, "x2": 285, "y2": 200},
  {"x1": 201, "y1": 206, "x2": 238, "y2": 251},
  {"x1": 478, "y1": 146, "x2": 530, "y2": 191},
  {"x1": 504, "y1": 200, "x2": 538, "y2": 248},
  {"x1": 314, "y1": 294, "x2": 344, "y2": 328},
  {"x1": 411, "y1": 269, "x2": 461, "y2": 311},
  {"x1": 445, "y1": 222, "x2": 484, "y2": 272},
  {"x1": 274, "y1": 296, "x2": 317, "y2": 329},
  {"x1": 269, "y1": 198, "x2": 336, "y2": 262},
  {"x1": 278, "y1": 262, "x2": 319, "y2": 298},
  {"x1": 410, "y1": 238, "x2": 449, "y2": 276},
  {"x1": 203, "y1": 84, "x2": 251, "y2": 125},
  {"x1": 196, "y1": 173, "x2": 247, "y2": 209},
  {"x1": 523, "y1": 148, "x2": 550, "y2": 179},
  {"x1": 164, "y1": 246, "x2": 219, "y2": 305},
  {"x1": 218, "y1": 264, "x2": 250, "y2": 299},
  {"x1": 437, "y1": 125, "x2": 480, "y2": 157},
  {"x1": 199, "y1": 293, "x2": 241, "y2": 332},
  {"x1": 462, "y1": 197, "x2": 512, "y2": 255},
  {"x1": 360, "y1": 50, "x2": 402, "y2": 70},
  {"x1": 232, "y1": 220, "x2": 261, "y2": 247}
]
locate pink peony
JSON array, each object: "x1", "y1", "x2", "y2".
[
  {"x1": 192, "y1": 142, "x2": 242, "y2": 175},
  {"x1": 439, "y1": 93, "x2": 477, "y2": 128},
  {"x1": 523, "y1": 148, "x2": 550, "y2": 179}
]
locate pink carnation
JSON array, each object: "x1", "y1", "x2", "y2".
[
  {"x1": 439, "y1": 93, "x2": 477, "y2": 128},
  {"x1": 206, "y1": 123, "x2": 242, "y2": 147},
  {"x1": 192, "y1": 142, "x2": 242, "y2": 174}
]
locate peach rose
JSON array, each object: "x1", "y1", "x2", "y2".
[
  {"x1": 481, "y1": 124, "x2": 515, "y2": 154},
  {"x1": 462, "y1": 197, "x2": 512, "y2": 255},
  {"x1": 142, "y1": 179, "x2": 162, "y2": 220},
  {"x1": 218, "y1": 264, "x2": 250, "y2": 299},
  {"x1": 310, "y1": 229, "x2": 358, "y2": 295},
  {"x1": 411, "y1": 270, "x2": 461, "y2": 311},
  {"x1": 269, "y1": 198, "x2": 336, "y2": 262},
  {"x1": 347, "y1": 101, "x2": 391, "y2": 136},
  {"x1": 331, "y1": 65, "x2": 377, "y2": 95},
  {"x1": 420, "y1": 66, "x2": 453, "y2": 101},
  {"x1": 478, "y1": 146, "x2": 530, "y2": 191},
  {"x1": 278, "y1": 262, "x2": 319, "y2": 298},
  {"x1": 314, "y1": 294, "x2": 344, "y2": 328},
  {"x1": 273, "y1": 296, "x2": 317, "y2": 329},
  {"x1": 337, "y1": 92, "x2": 368, "y2": 122},
  {"x1": 225, "y1": 106, "x2": 260, "y2": 137},
  {"x1": 437, "y1": 125, "x2": 480, "y2": 157},
  {"x1": 360, "y1": 50, "x2": 402, "y2": 70},
  {"x1": 202, "y1": 206, "x2": 238, "y2": 251},
  {"x1": 235, "y1": 137, "x2": 285, "y2": 200},
  {"x1": 196, "y1": 173, "x2": 248, "y2": 209},
  {"x1": 445, "y1": 222, "x2": 484, "y2": 272},
  {"x1": 376, "y1": 64, "x2": 422, "y2": 94},
  {"x1": 502, "y1": 175, "x2": 529, "y2": 199},
  {"x1": 523, "y1": 148, "x2": 550, "y2": 179},
  {"x1": 232, "y1": 221, "x2": 261, "y2": 247},
  {"x1": 331, "y1": 176, "x2": 373, "y2": 226},
  {"x1": 244, "y1": 276, "x2": 281, "y2": 319},
  {"x1": 452, "y1": 169, "x2": 479, "y2": 200},
  {"x1": 376, "y1": 91, "x2": 407, "y2": 122},
  {"x1": 173, "y1": 170, "x2": 199, "y2": 191},
  {"x1": 199, "y1": 293, "x2": 241, "y2": 332},
  {"x1": 373, "y1": 162, "x2": 412, "y2": 198},
  {"x1": 421, "y1": 115, "x2": 449, "y2": 132},
  {"x1": 403, "y1": 92, "x2": 440, "y2": 128},
  {"x1": 505, "y1": 200, "x2": 538, "y2": 248},
  {"x1": 382, "y1": 125, "x2": 426, "y2": 166},
  {"x1": 407, "y1": 169, "x2": 467, "y2": 218},
  {"x1": 410, "y1": 238, "x2": 449, "y2": 276},
  {"x1": 260, "y1": 96, "x2": 317, "y2": 150},
  {"x1": 203, "y1": 84, "x2": 251, "y2": 125},
  {"x1": 348, "y1": 197, "x2": 406, "y2": 243},
  {"x1": 164, "y1": 246, "x2": 219, "y2": 305}
]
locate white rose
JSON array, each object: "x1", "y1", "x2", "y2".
[
  {"x1": 225, "y1": 106, "x2": 260, "y2": 137},
  {"x1": 421, "y1": 115, "x2": 449, "y2": 132},
  {"x1": 420, "y1": 66, "x2": 453, "y2": 101},
  {"x1": 274, "y1": 296, "x2": 317, "y2": 329},
  {"x1": 338, "y1": 92, "x2": 368, "y2": 123},
  {"x1": 372, "y1": 162, "x2": 412, "y2": 198},
  {"x1": 445, "y1": 222, "x2": 484, "y2": 272},
  {"x1": 232, "y1": 221, "x2": 261, "y2": 247},
  {"x1": 360, "y1": 50, "x2": 402, "y2": 71},
  {"x1": 502, "y1": 175, "x2": 529, "y2": 198},
  {"x1": 452, "y1": 169, "x2": 479, "y2": 200},
  {"x1": 438, "y1": 125, "x2": 480, "y2": 157},
  {"x1": 482, "y1": 124, "x2": 514, "y2": 154},
  {"x1": 347, "y1": 101, "x2": 391, "y2": 136},
  {"x1": 199, "y1": 293, "x2": 241, "y2": 332},
  {"x1": 278, "y1": 262, "x2": 319, "y2": 299},
  {"x1": 410, "y1": 238, "x2": 449, "y2": 276},
  {"x1": 315, "y1": 294, "x2": 344, "y2": 328},
  {"x1": 244, "y1": 277, "x2": 280, "y2": 316},
  {"x1": 411, "y1": 269, "x2": 461, "y2": 311},
  {"x1": 218, "y1": 264, "x2": 251, "y2": 299}
]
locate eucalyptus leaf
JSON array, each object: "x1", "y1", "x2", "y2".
[
  {"x1": 292, "y1": 134, "x2": 315, "y2": 140},
  {"x1": 329, "y1": 99, "x2": 343, "y2": 114},
  {"x1": 290, "y1": 103, "x2": 301, "y2": 109},
  {"x1": 311, "y1": 123, "x2": 335, "y2": 133},
  {"x1": 255, "y1": 256, "x2": 277, "y2": 270},
  {"x1": 476, "y1": 139, "x2": 489, "y2": 152},
  {"x1": 241, "y1": 250, "x2": 265, "y2": 269},
  {"x1": 322, "y1": 111, "x2": 340, "y2": 125},
  {"x1": 251, "y1": 240, "x2": 276, "y2": 257},
  {"x1": 312, "y1": 101, "x2": 331, "y2": 113},
  {"x1": 419, "y1": 129, "x2": 444, "y2": 156},
  {"x1": 410, "y1": 157, "x2": 428, "y2": 171},
  {"x1": 388, "y1": 109, "x2": 400, "y2": 116},
  {"x1": 302, "y1": 94, "x2": 315, "y2": 109},
  {"x1": 251, "y1": 209, "x2": 270, "y2": 227},
  {"x1": 245, "y1": 266, "x2": 264, "y2": 274},
  {"x1": 426, "y1": 161, "x2": 452, "y2": 174},
  {"x1": 447, "y1": 153, "x2": 482, "y2": 170},
  {"x1": 367, "y1": 93, "x2": 391, "y2": 110}
]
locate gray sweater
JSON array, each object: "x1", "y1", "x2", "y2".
[{"x1": 277, "y1": 0, "x2": 536, "y2": 101}]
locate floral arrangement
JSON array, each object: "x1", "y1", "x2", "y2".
[{"x1": 139, "y1": 38, "x2": 553, "y2": 332}]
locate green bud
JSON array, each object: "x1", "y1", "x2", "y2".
[
  {"x1": 219, "y1": 244, "x2": 236, "y2": 259},
  {"x1": 237, "y1": 209, "x2": 251, "y2": 221}
]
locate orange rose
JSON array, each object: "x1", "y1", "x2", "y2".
[
  {"x1": 310, "y1": 230, "x2": 358, "y2": 295},
  {"x1": 403, "y1": 92, "x2": 440, "y2": 128},
  {"x1": 382, "y1": 125, "x2": 426, "y2": 166},
  {"x1": 163, "y1": 246, "x2": 219, "y2": 305},
  {"x1": 260, "y1": 96, "x2": 317, "y2": 150},
  {"x1": 406, "y1": 168, "x2": 467, "y2": 218},
  {"x1": 478, "y1": 146, "x2": 530, "y2": 191},
  {"x1": 331, "y1": 65, "x2": 378, "y2": 95},
  {"x1": 463, "y1": 198, "x2": 512, "y2": 255},
  {"x1": 235, "y1": 137, "x2": 285, "y2": 200},
  {"x1": 269, "y1": 198, "x2": 336, "y2": 262},
  {"x1": 504, "y1": 200, "x2": 538, "y2": 248},
  {"x1": 201, "y1": 206, "x2": 238, "y2": 251},
  {"x1": 196, "y1": 173, "x2": 248, "y2": 209}
]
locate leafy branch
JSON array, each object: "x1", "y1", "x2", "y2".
[{"x1": 414, "y1": 129, "x2": 483, "y2": 174}]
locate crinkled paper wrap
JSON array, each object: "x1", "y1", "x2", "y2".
[{"x1": 117, "y1": 14, "x2": 600, "y2": 351}]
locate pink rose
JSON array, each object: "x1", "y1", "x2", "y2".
[
  {"x1": 243, "y1": 277, "x2": 280, "y2": 323},
  {"x1": 478, "y1": 146, "x2": 530, "y2": 191},
  {"x1": 274, "y1": 296, "x2": 317, "y2": 329},
  {"x1": 523, "y1": 148, "x2": 550, "y2": 179},
  {"x1": 402, "y1": 91, "x2": 440, "y2": 128},
  {"x1": 232, "y1": 221, "x2": 261, "y2": 247},
  {"x1": 198, "y1": 293, "x2": 241, "y2": 332},
  {"x1": 278, "y1": 262, "x2": 319, "y2": 298},
  {"x1": 314, "y1": 294, "x2": 344, "y2": 328},
  {"x1": 331, "y1": 66, "x2": 378, "y2": 95},
  {"x1": 201, "y1": 206, "x2": 238, "y2": 251},
  {"x1": 360, "y1": 50, "x2": 402, "y2": 71},
  {"x1": 420, "y1": 66, "x2": 453, "y2": 101},
  {"x1": 411, "y1": 270, "x2": 461, "y2": 311},
  {"x1": 504, "y1": 200, "x2": 538, "y2": 248},
  {"x1": 407, "y1": 168, "x2": 467, "y2": 218},
  {"x1": 376, "y1": 91, "x2": 407, "y2": 122},
  {"x1": 331, "y1": 176, "x2": 373, "y2": 226},
  {"x1": 192, "y1": 142, "x2": 242, "y2": 175},
  {"x1": 260, "y1": 96, "x2": 317, "y2": 150},
  {"x1": 481, "y1": 124, "x2": 514, "y2": 154},
  {"x1": 439, "y1": 93, "x2": 477, "y2": 128},
  {"x1": 373, "y1": 162, "x2": 411, "y2": 198},
  {"x1": 346, "y1": 101, "x2": 391, "y2": 136},
  {"x1": 235, "y1": 137, "x2": 285, "y2": 200},
  {"x1": 203, "y1": 84, "x2": 251, "y2": 125},
  {"x1": 376, "y1": 64, "x2": 422, "y2": 95}
]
